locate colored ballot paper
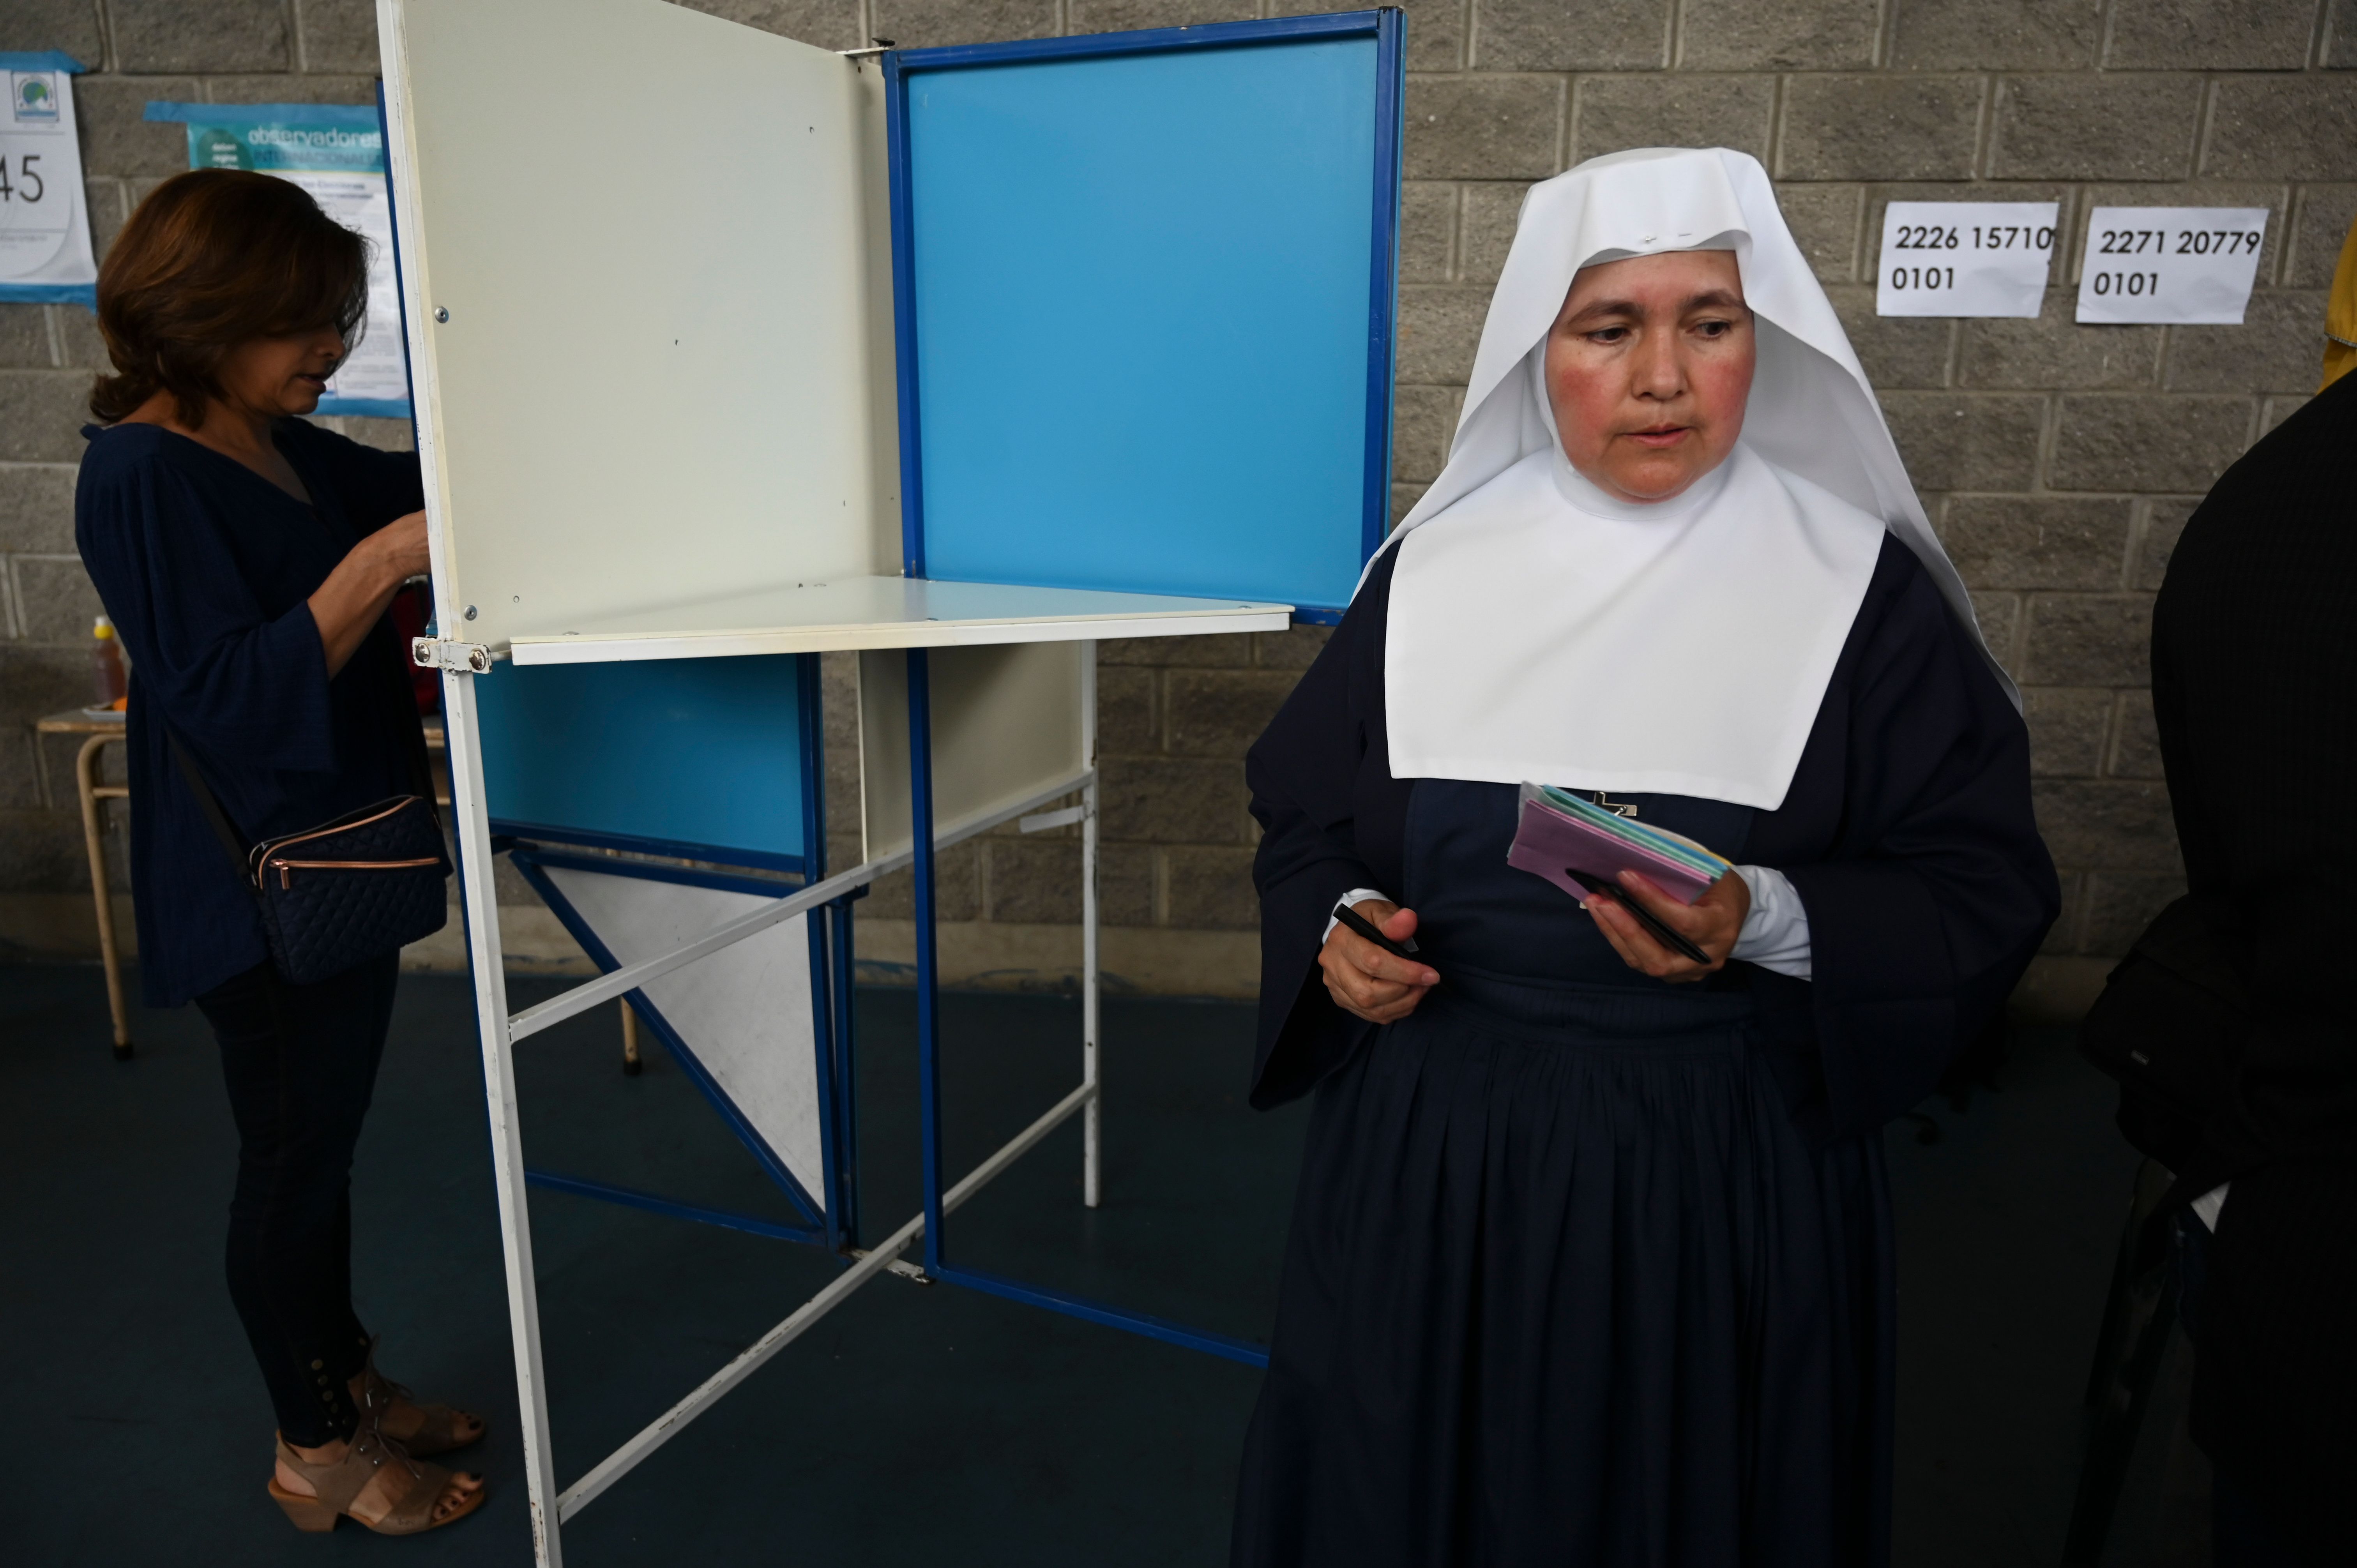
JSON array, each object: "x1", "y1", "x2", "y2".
[
  {"x1": 1875, "y1": 201, "x2": 2058, "y2": 319},
  {"x1": 0, "y1": 53, "x2": 99, "y2": 305},
  {"x1": 145, "y1": 102, "x2": 412, "y2": 417},
  {"x1": 2076, "y1": 207, "x2": 2269, "y2": 325},
  {"x1": 1506, "y1": 782, "x2": 1732, "y2": 908}
]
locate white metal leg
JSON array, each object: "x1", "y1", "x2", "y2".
[
  {"x1": 1081, "y1": 641, "x2": 1101, "y2": 1209},
  {"x1": 442, "y1": 668, "x2": 566, "y2": 1568}
]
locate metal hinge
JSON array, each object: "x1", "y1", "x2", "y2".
[{"x1": 412, "y1": 638, "x2": 495, "y2": 674}]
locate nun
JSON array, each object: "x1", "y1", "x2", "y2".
[{"x1": 1231, "y1": 148, "x2": 2059, "y2": 1567}]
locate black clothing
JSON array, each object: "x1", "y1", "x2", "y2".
[
  {"x1": 1233, "y1": 533, "x2": 2056, "y2": 1564},
  {"x1": 74, "y1": 419, "x2": 426, "y2": 1007},
  {"x1": 2150, "y1": 370, "x2": 2357, "y2": 1560},
  {"x1": 197, "y1": 953, "x2": 400, "y2": 1447}
]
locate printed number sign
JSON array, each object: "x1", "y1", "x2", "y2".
[
  {"x1": 2076, "y1": 207, "x2": 2268, "y2": 325},
  {"x1": 0, "y1": 57, "x2": 99, "y2": 302},
  {"x1": 1876, "y1": 202, "x2": 2058, "y2": 319}
]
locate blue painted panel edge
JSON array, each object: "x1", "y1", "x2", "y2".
[
  {"x1": 1361, "y1": 10, "x2": 1405, "y2": 565},
  {"x1": 884, "y1": 52, "x2": 927, "y2": 578},
  {"x1": 889, "y1": 11, "x2": 1382, "y2": 73},
  {"x1": 525, "y1": 1170, "x2": 827, "y2": 1246}
]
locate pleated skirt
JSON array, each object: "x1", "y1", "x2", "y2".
[{"x1": 1232, "y1": 973, "x2": 1893, "y2": 1568}]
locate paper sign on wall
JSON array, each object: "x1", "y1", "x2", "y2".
[
  {"x1": 2075, "y1": 207, "x2": 2268, "y2": 325},
  {"x1": 144, "y1": 101, "x2": 412, "y2": 418},
  {"x1": 1875, "y1": 202, "x2": 2058, "y2": 318},
  {"x1": 0, "y1": 52, "x2": 98, "y2": 305}
]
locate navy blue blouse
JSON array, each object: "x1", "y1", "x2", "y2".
[{"x1": 74, "y1": 419, "x2": 427, "y2": 1006}]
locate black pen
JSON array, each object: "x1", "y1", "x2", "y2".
[
  {"x1": 1564, "y1": 869, "x2": 1712, "y2": 965},
  {"x1": 1332, "y1": 902, "x2": 1421, "y2": 960}
]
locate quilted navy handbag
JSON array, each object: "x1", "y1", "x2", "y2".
[{"x1": 170, "y1": 731, "x2": 451, "y2": 987}]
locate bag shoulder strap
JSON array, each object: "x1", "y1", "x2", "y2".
[{"x1": 165, "y1": 728, "x2": 256, "y2": 885}]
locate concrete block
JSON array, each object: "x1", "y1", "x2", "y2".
[
  {"x1": 2048, "y1": 395, "x2": 2252, "y2": 493},
  {"x1": 1988, "y1": 74, "x2": 2201, "y2": 182},
  {"x1": 1404, "y1": 75, "x2": 1563, "y2": 182},
  {"x1": 111, "y1": 0, "x2": 288, "y2": 72},
  {"x1": 71, "y1": 76, "x2": 201, "y2": 179},
  {"x1": 1938, "y1": 497, "x2": 2134, "y2": 590},
  {"x1": 5, "y1": 1, "x2": 105, "y2": 64},
  {"x1": 203, "y1": 74, "x2": 376, "y2": 106},
  {"x1": 1458, "y1": 181, "x2": 1533, "y2": 283},
  {"x1": 2332, "y1": 0, "x2": 2357, "y2": 67},
  {"x1": 2166, "y1": 290, "x2": 2332, "y2": 395},
  {"x1": 1969, "y1": 590, "x2": 2021, "y2": 669},
  {"x1": 1959, "y1": 292, "x2": 2161, "y2": 391},
  {"x1": 1393, "y1": 481, "x2": 1427, "y2": 528},
  {"x1": 1067, "y1": 0, "x2": 1256, "y2": 34},
  {"x1": 1393, "y1": 384, "x2": 1461, "y2": 483},
  {"x1": 1778, "y1": 76, "x2": 1985, "y2": 183},
  {"x1": 2204, "y1": 77, "x2": 2357, "y2": 181},
  {"x1": 1475, "y1": 0, "x2": 1667, "y2": 70},
  {"x1": 2263, "y1": 395, "x2": 2310, "y2": 434},
  {"x1": 2288, "y1": 184, "x2": 2357, "y2": 287},
  {"x1": 2019, "y1": 594, "x2": 2154, "y2": 687},
  {"x1": 0, "y1": 808, "x2": 86, "y2": 892},
  {"x1": 1100, "y1": 632, "x2": 1251, "y2": 667},
  {"x1": 1573, "y1": 73, "x2": 1772, "y2": 162},
  {"x1": 2103, "y1": 0, "x2": 2316, "y2": 70},
  {"x1": 337, "y1": 417, "x2": 415, "y2": 452},
  {"x1": 2030, "y1": 779, "x2": 2180, "y2": 873},
  {"x1": 84, "y1": 179, "x2": 128, "y2": 262},
  {"x1": 1100, "y1": 842, "x2": 1155, "y2": 926},
  {"x1": 870, "y1": 0, "x2": 1056, "y2": 47},
  {"x1": 983, "y1": 835, "x2": 1081, "y2": 924},
  {"x1": 1888, "y1": 0, "x2": 2100, "y2": 70},
  {"x1": 2081, "y1": 872, "x2": 2186, "y2": 957},
  {"x1": 2039, "y1": 871, "x2": 2086, "y2": 955},
  {"x1": 0, "y1": 305, "x2": 51, "y2": 369},
  {"x1": 1397, "y1": 286, "x2": 1489, "y2": 385},
  {"x1": 2067, "y1": 183, "x2": 2286, "y2": 289},
  {"x1": 1165, "y1": 669, "x2": 1300, "y2": 759},
  {"x1": 1876, "y1": 392, "x2": 2045, "y2": 491},
  {"x1": 53, "y1": 303, "x2": 106, "y2": 370},
  {"x1": 1825, "y1": 285, "x2": 1952, "y2": 388},
  {"x1": 296, "y1": 0, "x2": 385, "y2": 72},
  {"x1": 1399, "y1": 182, "x2": 1456, "y2": 284},
  {"x1": 2022, "y1": 687, "x2": 2114, "y2": 777},
  {"x1": 0, "y1": 466, "x2": 78, "y2": 554},
  {"x1": 1254, "y1": 623, "x2": 1334, "y2": 671},
  {"x1": 0, "y1": 371, "x2": 94, "y2": 464},
  {"x1": 1097, "y1": 664, "x2": 1157, "y2": 756},
  {"x1": 2108, "y1": 690, "x2": 2163, "y2": 779},
  {"x1": 2133, "y1": 498, "x2": 2196, "y2": 591},
  {"x1": 1399, "y1": 0, "x2": 1468, "y2": 70},
  {"x1": 1161, "y1": 845, "x2": 1260, "y2": 929},
  {"x1": 1776, "y1": 183, "x2": 1863, "y2": 283},
  {"x1": 1098, "y1": 756, "x2": 1248, "y2": 844},
  {"x1": 854, "y1": 840, "x2": 979, "y2": 920},
  {"x1": 0, "y1": 647, "x2": 84, "y2": 807},
  {"x1": 1679, "y1": 0, "x2": 1878, "y2": 69}
]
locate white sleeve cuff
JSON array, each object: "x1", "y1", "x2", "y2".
[
  {"x1": 1730, "y1": 864, "x2": 1812, "y2": 980},
  {"x1": 2191, "y1": 1183, "x2": 2230, "y2": 1232},
  {"x1": 1322, "y1": 887, "x2": 1392, "y2": 946}
]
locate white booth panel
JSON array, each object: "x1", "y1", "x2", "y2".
[
  {"x1": 380, "y1": 0, "x2": 894, "y2": 653},
  {"x1": 858, "y1": 641, "x2": 1088, "y2": 864}
]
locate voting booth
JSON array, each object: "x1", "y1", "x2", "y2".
[{"x1": 378, "y1": 0, "x2": 1401, "y2": 1553}]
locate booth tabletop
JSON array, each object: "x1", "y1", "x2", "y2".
[{"x1": 501, "y1": 574, "x2": 1293, "y2": 666}]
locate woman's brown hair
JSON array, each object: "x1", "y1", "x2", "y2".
[{"x1": 90, "y1": 169, "x2": 370, "y2": 427}]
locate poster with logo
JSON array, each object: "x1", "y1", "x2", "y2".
[
  {"x1": 144, "y1": 101, "x2": 412, "y2": 418},
  {"x1": 0, "y1": 52, "x2": 99, "y2": 305}
]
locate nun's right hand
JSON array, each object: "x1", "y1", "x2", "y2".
[{"x1": 1320, "y1": 901, "x2": 1440, "y2": 1024}]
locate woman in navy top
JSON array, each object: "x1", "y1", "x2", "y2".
[{"x1": 74, "y1": 171, "x2": 486, "y2": 1537}]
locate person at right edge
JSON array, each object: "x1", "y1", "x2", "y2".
[
  {"x1": 2106, "y1": 215, "x2": 2357, "y2": 1564},
  {"x1": 1230, "y1": 148, "x2": 2059, "y2": 1567}
]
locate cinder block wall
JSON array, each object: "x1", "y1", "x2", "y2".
[{"x1": 4, "y1": 1, "x2": 2351, "y2": 1006}]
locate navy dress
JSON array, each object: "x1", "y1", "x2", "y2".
[
  {"x1": 74, "y1": 418, "x2": 426, "y2": 1007},
  {"x1": 1232, "y1": 536, "x2": 2058, "y2": 1567}
]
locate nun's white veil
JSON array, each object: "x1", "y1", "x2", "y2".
[{"x1": 1379, "y1": 147, "x2": 2006, "y2": 811}]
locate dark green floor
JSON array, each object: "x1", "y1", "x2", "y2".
[{"x1": 0, "y1": 962, "x2": 2141, "y2": 1565}]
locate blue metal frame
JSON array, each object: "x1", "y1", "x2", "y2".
[
  {"x1": 904, "y1": 648, "x2": 1270, "y2": 1368},
  {"x1": 525, "y1": 1169, "x2": 822, "y2": 1246},
  {"x1": 881, "y1": 9, "x2": 1405, "y2": 614}
]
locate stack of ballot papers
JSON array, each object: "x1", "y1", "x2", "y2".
[{"x1": 1505, "y1": 782, "x2": 1733, "y2": 906}]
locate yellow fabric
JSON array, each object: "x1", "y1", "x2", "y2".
[{"x1": 2325, "y1": 210, "x2": 2357, "y2": 392}]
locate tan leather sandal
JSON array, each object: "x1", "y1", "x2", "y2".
[
  {"x1": 267, "y1": 1425, "x2": 486, "y2": 1535},
  {"x1": 357, "y1": 1344, "x2": 485, "y2": 1457}
]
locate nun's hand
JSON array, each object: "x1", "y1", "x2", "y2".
[
  {"x1": 1585, "y1": 870, "x2": 1749, "y2": 984},
  {"x1": 1320, "y1": 901, "x2": 1440, "y2": 1024}
]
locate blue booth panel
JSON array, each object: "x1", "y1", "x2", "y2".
[
  {"x1": 888, "y1": 13, "x2": 1403, "y2": 620},
  {"x1": 474, "y1": 654, "x2": 817, "y2": 873}
]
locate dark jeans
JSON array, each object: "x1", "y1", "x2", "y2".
[
  {"x1": 2177, "y1": 1214, "x2": 2311, "y2": 1568},
  {"x1": 195, "y1": 953, "x2": 400, "y2": 1447}
]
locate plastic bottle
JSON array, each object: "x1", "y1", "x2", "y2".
[{"x1": 91, "y1": 616, "x2": 127, "y2": 709}]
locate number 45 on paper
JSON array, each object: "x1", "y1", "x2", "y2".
[{"x1": 1876, "y1": 202, "x2": 2058, "y2": 319}]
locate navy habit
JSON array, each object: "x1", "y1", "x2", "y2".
[
  {"x1": 75, "y1": 419, "x2": 427, "y2": 1008},
  {"x1": 1232, "y1": 534, "x2": 2058, "y2": 1567}
]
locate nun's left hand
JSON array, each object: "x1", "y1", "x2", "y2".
[{"x1": 1584, "y1": 869, "x2": 1749, "y2": 983}]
